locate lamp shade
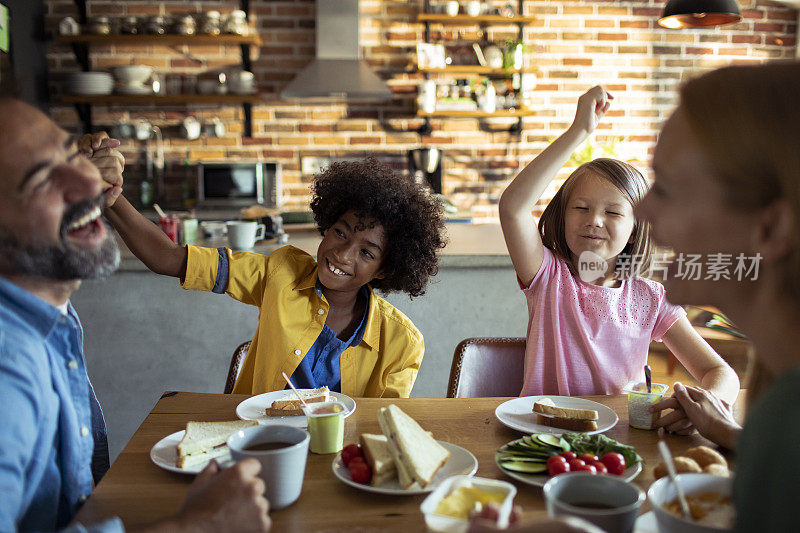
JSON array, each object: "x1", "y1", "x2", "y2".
[{"x1": 658, "y1": 0, "x2": 742, "y2": 28}]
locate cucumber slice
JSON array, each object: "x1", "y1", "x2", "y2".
[
  {"x1": 500, "y1": 461, "x2": 548, "y2": 474},
  {"x1": 535, "y1": 434, "x2": 564, "y2": 448},
  {"x1": 497, "y1": 455, "x2": 546, "y2": 463}
]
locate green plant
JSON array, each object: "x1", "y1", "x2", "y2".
[
  {"x1": 568, "y1": 136, "x2": 621, "y2": 166},
  {"x1": 502, "y1": 39, "x2": 529, "y2": 71}
]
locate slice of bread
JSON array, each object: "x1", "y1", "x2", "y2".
[
  {"x1": 265, "y1": 386, "x2": 330, "y2": 416},
  {"x1": 378, "y1": 404, "x2": 450, "y2": 489},
  {"x1": 536, "y1": 414, "x2": 598, "y2": 432},
  {"x1": 533, "y1": 398, "x2": 599, "y2": 421},
  {"x1": 176, "y1": 419, "x2": 258, "y2": 468},
  {"x1": 360, "y1": 433, "x2": 397, "y2": 486}
]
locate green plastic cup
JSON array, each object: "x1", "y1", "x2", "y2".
[{"x1": 303, "y1": 401, "x2": 346, "y2": 454}]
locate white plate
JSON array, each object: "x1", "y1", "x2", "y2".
[
  {"x1": 633, "y1": 511, "x2": 658, "y2": 533},
  {"x1": 236, "y1": 390, "x2": 356, "y2": 428},
  {"x1": 150, "y1": 430, "x2": 235, "y2": 475},
  {"x1": 116, "y1": 85, "x2": 153, "y2": 95},
  {"x1": 331, "y1": 441, "x2": 478, "y2": 495},
  {"x1": 494, "y1": 395, "x2": 618, "y2": 435},
  {"x1": 494, "y1": 449, "x2": 643, "y2": 487}
]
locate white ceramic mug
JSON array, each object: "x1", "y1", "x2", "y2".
[
  {"x1": 228, "y1": 425, "x2": 310, "y2": 510},
  {"x1": 446, "y1": 1, "x2": 460, "y2": 16},
  {"x1": 543, "y1": 472, "x2": 645, "y2": 533},
  {"x1": 181, "y1": 116, "x2": 201, "y2": 140},
  {"x1": 227, "y1": 221, "x2": 265, "y2": 249}
]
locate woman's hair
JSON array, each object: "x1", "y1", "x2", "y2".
[
  {"x1": 679, "y1": 62, "x2": 800, "y2": 301},
  {"x1": 310, "y1": 158, "x2": 446, "y2": 297},
  {"x1": 538, "y1": 158, "x2": 653, "y2": 278}
]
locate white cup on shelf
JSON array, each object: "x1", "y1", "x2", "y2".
[{"x1": 227, "y1": 221, "x2": 265, "y2": 250}]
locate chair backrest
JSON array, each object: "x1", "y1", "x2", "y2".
[
  {"x1": 225, "y1": 340, "x2": 251, "y2": 394},
  {"x1": 447, "y1": 337, "x2": 526, "y2": 398}
]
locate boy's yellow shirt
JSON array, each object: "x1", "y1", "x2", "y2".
[{"x1": 181, "y1": 245, "x2": 424, "y2": 397}]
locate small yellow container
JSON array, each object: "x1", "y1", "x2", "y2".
[
  {"x1": 302, "y1": 401, "x2": 345, "y2": 454},
  {"x1": 624, "y1": 381, "x2": 668, "y2": 430}
]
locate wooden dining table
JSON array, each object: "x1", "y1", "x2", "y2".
[{"x1": 74, "y1": 392, "x2": 740, "y2": 532}]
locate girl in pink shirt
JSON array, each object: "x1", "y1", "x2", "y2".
[{"x1": 499, "y1": 87, "x2": 739, "y2": 428}]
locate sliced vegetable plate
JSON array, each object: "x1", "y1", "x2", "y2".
[{"x1": 495, "y1": 432, "x2": 643, "y2": 487}]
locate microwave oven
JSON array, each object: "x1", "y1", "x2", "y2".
[{"x1": 196, "y1": 161, "x2": 281, "y2": 209}]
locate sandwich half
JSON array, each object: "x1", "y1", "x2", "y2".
[
  {"x1": 359, "y1": 433, "x2": 397, "y2": 486},
  {"x1": 176, "y1": 419, "x2": 258, "y2": 468},
  {"x1": 377, "y1": 404, "x2": 450, "y2": 489},
  {"x1": 533, "y1": 398, "x2": 599, "y2": 432},
  {"x1": 265, "y1": 386, "x2": 330, "y2": 417}
]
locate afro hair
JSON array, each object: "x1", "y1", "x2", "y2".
[{"x1": 310, "y1": 158, "x2": 446, "y2": 298}]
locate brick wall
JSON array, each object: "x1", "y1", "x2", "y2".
[{"x1": 44, "y1": 0, "x2": 797, "y2": 217}]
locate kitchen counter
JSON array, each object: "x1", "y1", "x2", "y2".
[{"x1": 116, "y1": 221, "x2": 513, "y2": 271}]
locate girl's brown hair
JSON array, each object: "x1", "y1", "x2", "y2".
[{"x1": 538, "y1": 158, "x2": 653, "y2": 278}]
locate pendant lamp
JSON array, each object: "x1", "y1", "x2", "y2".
[{"x1": 658, "y1": 0, "x2": 742, "y2": 29}]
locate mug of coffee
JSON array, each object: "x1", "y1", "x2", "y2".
[
  {"x1": 227, "y1": 221, "x2": 265, "y2": 249},
  {"x1": 228, "y1": 425, "x2": 310, "y2": 510},
  {"x1": 543, "y1": 472, "x2": 645, "y2": 533}
]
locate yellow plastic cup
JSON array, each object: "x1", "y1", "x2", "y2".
[
  {"x1": 624, "y1": 381, "x2": 667, "y2": 430},
  {"x1": 302, "y1": 401, "x2": 345, "y2": 454}
]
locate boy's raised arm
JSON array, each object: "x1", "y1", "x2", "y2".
[
  {"x1": 105, "y1": 195, "x2": 188, "y2": 279},
  {"x1": 499, "y1": 86, "x2": 611, "y2": 287}
]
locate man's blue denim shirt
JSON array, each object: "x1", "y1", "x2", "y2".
[{"x1": 0, "y1": 276, "x2": 123, "y2": 532}]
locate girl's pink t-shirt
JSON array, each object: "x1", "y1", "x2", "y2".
[{"x1": 519, "y1": 247, "x2": 685, "y2": 396}]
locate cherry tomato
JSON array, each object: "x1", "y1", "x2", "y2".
[
  {"x1": 579, "y1": 453, "x2": 598, "y2": 463},
  {"x1": 574, "y1": 463, "x2": 597, "y2": 474},
  {"x1": 547, "y1": 455, "x2": 568, "y2": 471},
  {"x1": 561, "y1": 451, "x2": 577, "y2": 461},
  {"x1": 348, "y1": 460, "x2": 372, "y2": 484},
  {"x1": 547, "y1": 458, "x2": 571, "y2": 477},
  {"x1": 568, "y1": 459, "x2": 586, "y2": 470},
  {"x1": 341, "y1": 444, "x2": 363, "y2": 467},
  {"x1": 590, "y1": 460, "x2": 608, "y2": 474},
  {"x1": 600, "y1": 452, "x2": 626, "y2": 476}
]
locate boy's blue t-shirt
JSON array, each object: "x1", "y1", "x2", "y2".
[{"x1": 289, "y1": 284, "x2": 369, "y2": 392}]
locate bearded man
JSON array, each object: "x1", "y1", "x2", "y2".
[{"x1": 0, "y1": 97, "x2": 271, "y2": 533}]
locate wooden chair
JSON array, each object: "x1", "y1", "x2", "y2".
[
  {"x1": 447, "y1": 337, "x2": 526, "y2": 398},
  {"x1": 225, "y1": 340, "x2": 251, "y2": 394}
]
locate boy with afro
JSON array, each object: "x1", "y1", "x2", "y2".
[{"x1": 103, "y1": 157, "x2": 446, "y2": 397}]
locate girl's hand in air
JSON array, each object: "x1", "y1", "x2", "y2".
[{"x1": 569, "y1": 86, "x2": 613, "y2": 137}]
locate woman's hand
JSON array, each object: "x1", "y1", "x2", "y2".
[
  {"x1": 651, "y1": 382, "x2": 741, "y2": 450},
  {"x1": 78, "y1": 132, "x2": 124, "y2": 207},
  {"x1": 569, "y1": 85, "x2": 613, "y2": 137}
]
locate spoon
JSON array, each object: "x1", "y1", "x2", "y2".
[
  {"x1": 657, "y1": 440, "x2": 692, "y2": 520},
  {"x1": 281, "y1": 371, "x2": 309, "y2": 408},
  {"x1": 645, "y1": 364, "x2": 652, "y2": 393}
]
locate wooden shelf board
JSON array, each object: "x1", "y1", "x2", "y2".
[
  {"x1": 57, "y1": 34, "x2": 262, "y2": 46},
  {"x1": 417, "y1": 14, "x2": 535, "y2": 24},
  {"x1": 417, "y1": 110, "x2": 535, "y2": 118},
  {"x1": 418, "y1": 66, "x2": 535, "y2": 74},
  {"x1": 60, "y1": 94, "x2": 263, "y2": 105}
]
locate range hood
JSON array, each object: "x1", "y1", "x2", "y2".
[{"x1": 281, "y1": 0, "x2": 393, "y2": 99}]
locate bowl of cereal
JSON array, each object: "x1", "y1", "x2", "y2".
[{"x1": 648, "y1": 473, "x2": 735, "y2": 533}]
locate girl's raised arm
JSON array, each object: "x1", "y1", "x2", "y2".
[{"x1": 499, "y1": 86, "x2": 612, "y2": 286}]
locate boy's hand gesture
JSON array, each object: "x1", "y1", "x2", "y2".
[
  {"x1": 569, "y1": 85, "x2": 613, "y2": 137},
  {"x1": 78, "y1": 132, "x2": 125, "y2": 208}
]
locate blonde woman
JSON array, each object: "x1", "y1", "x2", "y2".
[{"x1": 637, "y1": 62, "x2": 800, "y2": 533}]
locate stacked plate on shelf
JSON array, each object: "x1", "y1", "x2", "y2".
[{"x1": 66, "y1": 72, "x2": 114, "y2": 95}]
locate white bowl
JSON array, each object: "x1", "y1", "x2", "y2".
[
  {"x1": 648, "y1": 473, "x2": 734, "y2": 533},
  {"x1": 111, "y1": 65, "x2": 153, "y2": 85},
  {"x1": 420, "y1": 475, "x2": 516, "y2": 533}
]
